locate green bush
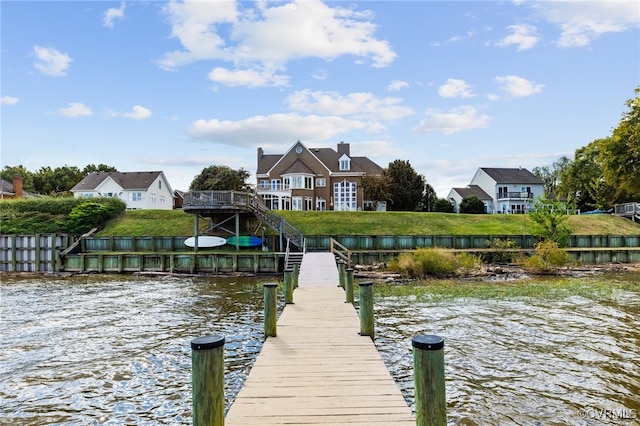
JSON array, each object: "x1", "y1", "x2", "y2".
[
  {"x1": 520, "y1": 241, "x2": 574, "y2": 273},
  {"x1": 1, "y1": 197, "x2": 126, "y2": 235},
  {"x1": 388, "y1": 248, "x2": 481, "y2": 278}
]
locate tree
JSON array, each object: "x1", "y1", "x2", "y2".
[
  {"x1": 433, "y1": 198, "x2": 454, "y2": 213},
  {"x1": 557, "y1": 139, "x2": 612, "y2": 211},
  {"x1": 528, "y1": 197, "x2": 574, "y2": 247},
  {"x1": 361, "y1": 175, "x2": 390, "y2": 211},
  {"x1": 384, "y1": 160, "x2": 425, "y2": 211},
  {"x1": 419, "y1": 183, "x2": 437, "y2": 212},
  {"x1": 190, "y1": 165, "x2": 252, "y2": 191},
  {"x1": 459, "y1": 196, "x2": 485, "y2": 214},
  {"x1": 32, "y1": 165, "x2": 84, "y2": 195},
  {"x1": 83, "y1": 164, "x2": 118, "y2": 175},
  {"x1": 533, "y1": 156, "x2": 570, "y2": 198},
  {"x1": 599, "y1": 87, "x2": 640, "y2": 202},
  {"x1": 0, "y1": 165, "x2": 35, "y2": 192}
]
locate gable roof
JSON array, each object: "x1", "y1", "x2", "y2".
[
  {"x1": 451, "y1": 185, "x2": 492, "y2": 200},
  {"x1": 480, "y1": 167, "x2": 543, "y2": 184},
  {"x1": 71, "y1": 171, "x2": 165, "y2": 192},
  {"x1": 259, "y1": 141, "x2": 384, "y2": 176}
]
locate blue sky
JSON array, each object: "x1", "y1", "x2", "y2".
[{"x1": 2, "y1": 1, "x2": 639, "y2": 197}]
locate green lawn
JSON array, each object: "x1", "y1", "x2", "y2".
[{"x1": 97, "y1": 209, "x2": 640, "y2": 237}]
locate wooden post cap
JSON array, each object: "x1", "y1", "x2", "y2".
[
  {"x1": 191, "y1": 335, "x2": 225, "y2": 351},
  {"x1": 358, "y1": 281, "x2": 373, "y2": 287},
  {"x1": 264, "y1": 283, "x2": 278, "y2": 287},
  {"x1": 412, "y1": 335, "x2": 444, "y2": 350}
]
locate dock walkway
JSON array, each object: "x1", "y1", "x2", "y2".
[{"x1": 225, "y1": 252, "x2": 414, "y2": 425}]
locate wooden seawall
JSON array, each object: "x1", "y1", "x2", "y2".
[{"x1": 225, "y1": 252, "x2": 415, "y2": 425}]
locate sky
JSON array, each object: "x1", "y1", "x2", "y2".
[{"x1": 1, "y1": 0, "x2": 639, "y2": 198}]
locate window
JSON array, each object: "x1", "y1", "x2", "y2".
[
  {"x1": 271, "y1": 179, "x2": 281, "y2": 190},
  {"x1": 292, "y1": 196, "x2": 303, "y2": 211},
  {"x1": 316, "y1": 198, "x2": 326, "y2": 210},
  {"x1": 333, "y1": 181, "x2": 357, "y2": 211},
  {"x1": 259, "y1": 180, "x2": 269, "y2": 190},
  {"x1": 159, "y1": 180, "x2": 162, "y2": 190},
  {"x1": 285, "y1": 175, "x2": 313, "y2": 189},
  {"x1": 150, "y1": 193, "x2": 156, "y2": 203},
  {"x1": 160, "y1": 195, "x2": 165, "y2": 204},
  {"x1": 339, "y1": 155, "x2": 350, "y2": 171},
  {"x1": 305, "y1": 197, "x2": 313, "y2": 210},
  {"x1": 131, "y1": 192, "x2": 142, "y2": 201},
  {"x1": 316, "y1": 178, "x2": 326, "y2": 187}
]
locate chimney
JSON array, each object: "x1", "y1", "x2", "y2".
[
  {"x1": 13, "y1": 175, "x2": 23, "y2": 198},
  {"x1": 337, "y1": 141, "x2": 350, "y2": 157},
  {"x1": 258, "y1": 147, "x2": 263, "y2": 160}
]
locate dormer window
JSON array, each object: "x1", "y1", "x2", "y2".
[{"x1": 339, "y1": 154, "x2": 350, "y2": 171}]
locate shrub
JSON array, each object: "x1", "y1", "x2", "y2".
[
  {"x1": 388, "y1": 248, "x2": 481, "y2": 278},
  {"x1": 520, "y1": 241, "x2": 574, "y2": 273}
]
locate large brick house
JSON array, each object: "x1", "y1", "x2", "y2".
[{"x1": 256, "y1": 141, "x2": 384, "y2": 211}]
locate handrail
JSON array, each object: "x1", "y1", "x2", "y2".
[
  {"x1": 330, "y1": 237, "x2": 352, "y2": 268},
  {"x1": 183, "y1": 190, "x2": 305, "y2": 249}
]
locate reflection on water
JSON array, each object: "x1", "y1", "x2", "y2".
[{"x1": 1, "y1": 274, "x2": 639, "y2": 425}]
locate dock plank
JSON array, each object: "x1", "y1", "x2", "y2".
[{"x1": 225, "y1": 252, "x2": 414, "y2": 425}]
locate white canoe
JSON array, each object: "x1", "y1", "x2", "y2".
[{"x1": 184, "y1": 236, "x2": 227, "y2": 248}]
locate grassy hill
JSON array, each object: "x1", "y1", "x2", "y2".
[{"x1": 97, "y1": 209, "x2": 640, "y2": 237}]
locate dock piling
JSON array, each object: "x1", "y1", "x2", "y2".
[
  {"x1": 264, "y1": 283, "x2": 278, "y2": 337},
  {"x1": 284, "y1": 270, "x2": 294, "y2": 304},
  {"x1": 345, "y1": 268, "x2": 354, "y2": 303},
  {"x1": 191, "y1": 334, "x2": 225, "y2": 426},
  {"x1": 412, "y1": 335, "x2": 446, "y2": 426},
  {"x1": 358, "y1": 281, "x2": 374, "y2": 338}
]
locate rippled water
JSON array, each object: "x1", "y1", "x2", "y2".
[
  {"x1": 375, "y1": 282, "x2": 640, "y2": 425},
  {"x1": 1, "y1": 274, "x2": 639, "y2": 425},
  {"x1": 0, "y1": 275, "x2": 279, "y2": 425}
]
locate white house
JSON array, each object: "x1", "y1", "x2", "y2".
[
  {"x1": 447, "y1": 167, "x2": 544, "y2": 214},
  {"x1": 71, "y1": 171, "x2": 175, "y2": 210}
]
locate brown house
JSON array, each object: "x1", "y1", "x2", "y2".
[{"x1": 256, "y1": 140, "x2": 384, "y2": 211}]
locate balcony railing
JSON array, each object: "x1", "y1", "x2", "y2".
[
  {"x1": 497, "y1": 192, "x2": 533, "y2": 200},
  {"x1": 256, "y1": 183, "x2": 291, "y2": 192}
]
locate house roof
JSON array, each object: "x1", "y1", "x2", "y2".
[
  {"x1": 451, "y1": 185, "x2": 492, "y2": 200},
  {"x1": 0, "y1": 178, "x2": 37, "y2": 198},
  {"x1": 480, "y1": 167, "x2": 543, "y2": 184},
  {"x1": 258, "y1": 142, "x2": 384, "y2": 177},
  {"x1": 71, "y1": 171, "x2": 165, "y2": 191}
]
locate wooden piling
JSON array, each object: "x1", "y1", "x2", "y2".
[
  {"x1": 358, "y1": 281, "x2": 374, "y2": 338},
  {"x1": 264, "y1": 283, "x2": 278, "y2": 337},
  {"x1": 338, "y1": 261, "x2": 346, "y2": 288},
  {"x1": 345, "y1": 268, "x2": 354, "y2": 303},
  {"x1": 284, "y1": 270, "x2": 294, "y2": 304},
  {"x1": 191, "y1": 334, "x2": 225, "y2": 426},
  {"x1": 413, "y1": 335, "x2": 446, "y2": 426},
  {"x1": 292, "y1": 262, "x2": 299, "y2": 288}
]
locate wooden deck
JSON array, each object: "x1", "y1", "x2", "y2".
[{"x1": 225, "y1": 252, "x2": 415, "y2": 425}]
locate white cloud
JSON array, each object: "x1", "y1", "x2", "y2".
[
  {"x1": 107, "y1": 105, "x2": 152, "y2": 120},
  {"x1": 104, "y1": 2, "x2": 126, "y2": 28},
  {"x1": 531, "y1": 1, "x2": 640, "y2": 47},
  {"x1": 438, "y1": 79, "x2": 474, "y2": 98},
  {"x1": 159, "y1": 0, "x2": 396, "y2": 79},
  {"x1": 122, "y1": 105, "x2": 152, "y2": 120},
  {"x1": 188, "y1": 113, "x2": 371, "y2": 146},
  {"x1": 496, "y1": 24, "x2": 539, "y2": 50},
  {"x1": 388, "y1": 80, "x2": 409, "y2": 91},
  {"x1": 33, "y1": 46, "x2": 72, "y2": 76},
  {"x1": 412, "y1": 106, "x2": 491, "y2": 135},
  {"x1": 57, "y1": 102, "x2": 93, "y2": 117},
  {"x1": 495, "y1": 75, "x2": 544, "y2": 97},
  {"x1": 287, "y1": 90, "x2": 414, "y2": 121},
  {"x1": 208, "y1": 67, "x2": 289, "y2": 87},
  {"x1": 1, "y1": 95, "x2": 19, "y2": 105}
]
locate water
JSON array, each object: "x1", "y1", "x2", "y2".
[{"x1": 1, "y1": 274, "x2": 639, "y2": 425}]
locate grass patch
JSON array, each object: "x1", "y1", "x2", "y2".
[
  {"x1": 373, "y1": 275, "x2": 639, "y2": 303},
  {"x1": 98, "y1": 210, "x2": 208, "y2": 236}
]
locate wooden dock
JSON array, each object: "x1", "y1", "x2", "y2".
[{"x1": 225, "y1": 252, "x2": 415, "y2": 425}]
